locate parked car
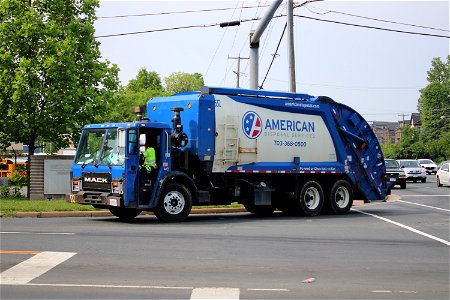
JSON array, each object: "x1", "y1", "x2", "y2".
[
  {"x1": 418, "y1": 159, "x2": 438, "y2": 174},
  {"x1": 385, "y1": 159, "x2": 406, "y2": 189},
  {"x1": 436, "y1": 162, "x2": 450, "y2": 187},
  {"x1": 397, "y1": 159, "x2": 427, "y2": 183}
]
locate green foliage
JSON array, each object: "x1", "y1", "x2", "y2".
[
  {"x1": 164, "y1": 72, "x2": 204, "y2": 94},
  {"x1": 0, "y1": 0, "x2": 119, "y2": 156},
  {"x1": 106, "y1": 68, "x2": 169, "y2": 122},
  {"x1": 126, "y1": 68, "x2": 162, "y2": 92},
  {"x1": 380, "y1": 141, "x2": 400, "y2": 159},
  {"x1": 108, "y1": 87, "x2": 169, "y2": 122},
  {"x1": 0, "y1": 183, "x2": 23, "y2": 198},
  {"x1": 382, "y1": 55, "x2": 450, "y2": 162},
  {"x1": 418, "y1": 56, "x2": 450, "y2": 142},
  {"x1": 8, "y1": 165, "x2": 28, "y2": 187}
]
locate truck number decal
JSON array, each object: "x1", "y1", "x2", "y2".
[{"x1": 274, "y1": 140, "x2": 307, "y2": 147}]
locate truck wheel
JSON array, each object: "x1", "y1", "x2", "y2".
[
  {"x1": 329, "y1": 180, "x2": 353, "y2": 215},
  {"x1": 299, "y1": 181, "x2": 324, "y2": 216},
  {"x1": 109, "y1": 207, "x2": 141, "y2": 220},
  {"x1": 154, "y1": 182, "x2": 192, "y2": 222},
  {"x1": 400, "y1": 181, "x2": 406, "y2": 189}
]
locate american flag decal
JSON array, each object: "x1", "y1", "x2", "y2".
[{"x1": 242, "y1": 111, "x2": 262, "y2": 139}]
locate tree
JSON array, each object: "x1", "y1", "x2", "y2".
[
  {"x1": 164, "y1": 72, "x2": 204, "y2": 94},
  {"x1": 126, "y1": 68, "x2": 162, "y2": 93},
  {"x1": 0, "y1": 0, "x2": 119, "y2": 196},
  {"x1": 107, "y1": 68, "x2": 168, "y2": 122},
  {"x1": 418, "y1": 56, "x2": 450, "y2": 142}
]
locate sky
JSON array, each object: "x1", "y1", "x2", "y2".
[{"x1": 94, "y1": 0, "x2": 449, "y2": 122}]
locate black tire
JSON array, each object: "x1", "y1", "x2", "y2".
[
  {"x1": 244, "y1": 203, "x2": 275, "y2": 216},
  {"x1": 109, "y1": 207, "x2": 141, "y2": 220},
  {"x1": 421, "y1": 177, "x2": 427, "y2": 183},
  {"x1": 154, "y1": 182, "x2": 192, "y2": 222},
  {"x1": 400, "y1": 181, "x2": 406, "y2": 189},
  {"x1": 299, "y1": 181, "x2": 324, "y2": 216},
  {"x1": 329, "y1": 180, "x2": 354, "y2": 215},
  {"x1": 437, "y1": 177, "x2": 442, "y2": 187}
]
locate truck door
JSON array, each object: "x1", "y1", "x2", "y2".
[{"x1": 124, "y1": 128, "x2": 140, "y2": 206}]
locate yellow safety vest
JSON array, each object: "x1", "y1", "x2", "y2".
[{"x1": 142, "y1": 147, "x2": 157, "y2": 172}]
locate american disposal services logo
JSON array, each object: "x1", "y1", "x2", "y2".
[{"x1": 242, "y1": 111, "x2": 262, "y2": 139}]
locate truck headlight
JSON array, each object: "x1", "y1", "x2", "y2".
[
  {"x1": 111, "y1": 181, "x2": 123, "y2": 195},
  {"x1": 72, "y1": 179, "x2": 82, "y2": 192}
]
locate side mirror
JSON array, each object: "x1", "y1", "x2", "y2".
[{"x1": 139, "y1": 134, "x2": 146, "y2": 146}]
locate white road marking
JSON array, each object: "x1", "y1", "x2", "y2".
[
  {"x1": 353, "y1": 209, "x2": 450, "y2": 246},
  {"x1": 399, "y1": 290, "x2": 418, "y2": 294},
  {"x1": 191, "y1": 288, "x2": 240, "y2": 300},
  {"x1": 0, "y1": 251, "x2": 76, "y2": 285},
  {"x1": 396, "y1": 200, "x2": 450, "y2": 212},
  {"x1": 398, "y1": 195, "x2": 449, "y2": 197},
  {"x1": 0, "y1": 232, "x2": 75, "y2": 235},
  {"x1": 371, "y1": 290, "x2": 392, "y2": 293},
  {"x1": 18, "y1": 283, "x2": 193, "y2": 289},
  {"x1": 247, "y1": 288, "x2": 289, "y2": 292}
]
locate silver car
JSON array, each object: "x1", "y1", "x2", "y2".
[
  {"x1": 418, "y1": 159, "x2": 438, "y2": 175},
  {"x1": 397, "y1": 159, "x2": 427, "y2": 183},
  {"x1": 436, "y1": 162, "x2": 450, "y2": 187}
]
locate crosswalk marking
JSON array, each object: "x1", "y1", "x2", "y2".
[
  {"x1": 0, "y1": 251, "x2": 76, "y2": 285},
  {"x1": 190, "y1": 288, "x2": 240, "y2": 300}
]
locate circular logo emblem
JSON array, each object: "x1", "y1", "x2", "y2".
[{"x1": 242, "y1": 111, "x2": 262, "y2": 139}]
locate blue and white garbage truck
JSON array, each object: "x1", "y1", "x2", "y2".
[{"x1": 69, "y1": 86, "x2": 387, "y2": 221}]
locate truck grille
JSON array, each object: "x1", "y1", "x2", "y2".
[{"x1": 82, "y1": 172, "x2": 111, "y2": 191}]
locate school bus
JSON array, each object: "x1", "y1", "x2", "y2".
[{"x1": 0, "y1": 158, "x2": 27, "y2": 178}]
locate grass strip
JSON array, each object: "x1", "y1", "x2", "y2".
[
  {"x1": 0, "y1": 198, "x2": 100, "y2": 217},
  {"x1": 0, "y1": 198, "x2": 244, "y2": 217}
]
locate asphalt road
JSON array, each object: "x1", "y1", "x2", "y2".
[{"x1": 1, "y1": 175, "x2": 449, "y2": 299}]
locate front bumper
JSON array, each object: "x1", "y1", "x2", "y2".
[{"x1": 69, "y1": 191, "x2": 121, "y2": 207}]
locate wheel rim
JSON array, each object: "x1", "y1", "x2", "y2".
[
  {"x1": 163, "y1": 191, "x2": 185, "y2": 215},
  {"x1": 304, "y1": 187, "x2": 320, "y2": 210},
  {"x1": 334, "y1": 186, "x2": 350, "y2": 208}
]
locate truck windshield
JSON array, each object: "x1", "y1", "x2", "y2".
[
  {"x1": 99, "y1": 129, "x2": 125, "y2": 166},
  {"x1": 74, "y1": 128, "x2": 125, "y2": 166}
]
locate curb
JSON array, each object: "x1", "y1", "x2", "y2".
[{"x1": 8, "y1": 208, "x2": 248, "y2": 219}]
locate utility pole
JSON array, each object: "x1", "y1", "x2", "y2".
[
  {"x1": 398, "y1": 113, "x2": 408, "y2": 126},
  {"x1": 228, "y1": 55, "x2": 249, "y2": 88},
  {"x1": 287, "y1": 0, "x2": 296, "y2": 92}
]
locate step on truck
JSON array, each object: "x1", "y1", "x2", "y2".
[{"x1": 69, "y1": 86, "x2": 387, "y2": 221}]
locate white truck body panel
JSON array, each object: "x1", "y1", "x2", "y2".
[{"x1": 213, "y1": 95, "x2": 337, "y2": 173}]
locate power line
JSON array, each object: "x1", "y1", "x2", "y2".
[
  {"x1": 294, "y1": 14, "x2": 450, "y2": 39},
  {"x1": 97, "y1": 5, "x2": 270, "y2": 19},
  {"x1": 260, "y1": 22, "x2": 287, "y2": 90},
  {"x1": 303, "y1": 5, "x2": 450, "y2": 33},
  {"x1": 95, "y1": 13, "x2": 449, "y2": 39}
]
